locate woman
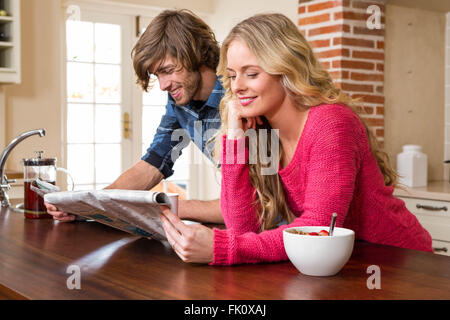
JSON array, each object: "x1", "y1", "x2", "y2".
[{"x1": 159, "y1": 13, "x2": 433, "y2": 265}]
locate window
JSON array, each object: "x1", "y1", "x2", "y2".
[
  {"x1": 65, "y1": 12, "x2": 132, "y2": 190},
  {"x1": 64, "y1": 10, "x2": 191, "y2": 194}
]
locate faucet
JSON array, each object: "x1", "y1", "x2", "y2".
[{"x1": 0, "y1": 129, "x2": 46, "y2": 207}]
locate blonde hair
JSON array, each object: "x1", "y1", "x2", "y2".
[{"x1": 214, "y1": 13, "x2": 398, "y2": 231}]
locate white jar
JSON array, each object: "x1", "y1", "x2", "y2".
[{"x1": 397, "y1": 145, "x2": 427, "y2": 187}]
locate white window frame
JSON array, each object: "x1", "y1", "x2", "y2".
[{"x1": 63, "y1": 9, "x2": 135, "y2": 189}]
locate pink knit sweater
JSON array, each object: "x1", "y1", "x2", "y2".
[{"x1": 211, "y1": 104, "x2": 433, "y2": 266}]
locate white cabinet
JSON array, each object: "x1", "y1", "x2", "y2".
[
  {"x1": 398, "y1": 196, "x2": 450, "y2": 256},
  {"x1": 0, "y1": 0, "x2": 20, "y2": 84}
]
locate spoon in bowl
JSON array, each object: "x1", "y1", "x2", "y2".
[{"x1": 329, "y1": 213, "x2": 338, "y2": 236}]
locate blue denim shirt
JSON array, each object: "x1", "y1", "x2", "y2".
[{"x1": 141, "y1": 78, "x2": 224, "y2": 178}]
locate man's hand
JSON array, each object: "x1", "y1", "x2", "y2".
[
  {"x1": 44, "y1": 202, "x2": 76, "y2": 222},
  {"x1": 45, "y1": 161, "x2": 164, "y2": 223},
  {"x1": 160, "y1": 205, "x2": 214, "y2": 264}
]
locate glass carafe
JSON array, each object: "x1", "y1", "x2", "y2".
[{"x1": 23, "y1": 151, "x2": 56, "y2": 219}]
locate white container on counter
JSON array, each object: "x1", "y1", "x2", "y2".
[{"x1": 397, "y1": 145, "x2": 427, "y2": 187}]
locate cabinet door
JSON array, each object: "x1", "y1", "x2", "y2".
[
  {"x1": 400, "y1": 197, "x2": 450, "y2": 243},
  {"x1": 432, "y1": 240, "x2": 450, "y2": 256},
  {"x1": 0, "y1": 0, "x2": 20, "y2": 83}
]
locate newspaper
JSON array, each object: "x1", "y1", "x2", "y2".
[{"x1": 34, "y1": 179, "x2": 175, "y2": 241}]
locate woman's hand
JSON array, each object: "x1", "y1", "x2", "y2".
[
  {"x1": 44, "y1": 202, "x2": 76, "y2": 222},
  {"x1": 159, "y1": 205, "x2": 214, "y2": 264},
  {"x1": 227, "y1": 99, "x2": 263, "y2": 139}
]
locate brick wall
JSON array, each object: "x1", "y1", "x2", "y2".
[{"x1": 298, "y1": 0, "x2": 385, "y2": 143}]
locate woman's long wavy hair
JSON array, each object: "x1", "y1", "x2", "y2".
[{"x1": 214, "y1": 13, "x2": 398, "y2": 231}]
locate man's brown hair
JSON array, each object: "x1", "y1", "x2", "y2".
[{"x1": 132, "y1": 9, "x2": 220, "y2": 91}]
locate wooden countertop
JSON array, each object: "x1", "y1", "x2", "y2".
[
  {"x1": 1, "y1": 202, "x2": 450, "y2": 300},
  {"x1": 394, "y1": 180, "x2": 450, "y2": 201}
]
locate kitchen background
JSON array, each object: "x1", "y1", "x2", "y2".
[{"x1": 0, "y1": 0, "x2": 449, "y2": 201}]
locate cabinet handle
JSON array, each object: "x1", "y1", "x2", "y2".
[
  {"x1": 433, "y1": 247, "x2": 448, "y2": 253},
  {"x1": 416, "y1": 204, "x2": 448, "y2": 211}
]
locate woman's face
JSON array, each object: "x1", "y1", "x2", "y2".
[{"x1": 226, "y1": 38, "x2": 289, "y2": 119}]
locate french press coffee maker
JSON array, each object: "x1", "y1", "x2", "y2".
[{"x1": 23, "y1": 151, "x2": 73, "y2": 219}]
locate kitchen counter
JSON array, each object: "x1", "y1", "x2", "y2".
[
  {"x1": 394, "y1": 180, "x2": 450, "y2": 201},
  {"x1": 0, "y1": 201, "x2": 450, "y2": 300}
]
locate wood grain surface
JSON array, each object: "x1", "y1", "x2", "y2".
[{"x1": 0, "y1": 202, "x2": 449, "y2": 300}]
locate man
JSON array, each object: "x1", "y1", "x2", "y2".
[{"x1": 46, "y1": 9, "x2": 224, "y2": 223}]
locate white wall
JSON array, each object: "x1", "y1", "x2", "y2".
[
  {"x1": 71, "y1": 0, "x2": 215, "y2": 14},
  {"x1": 210, "y1": 0, "x2": 298, "y2": 43},
  {"x1": 0, "y1": 88, "x2": 5, "y2": 149},
  {"x1": 445, "y1": 12, "x2": 450, "y2": 179},
  {"x1": 3, "y1": 0, "x2": 64, "y2": 173}
]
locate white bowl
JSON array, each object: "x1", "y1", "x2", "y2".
[{"x1": 283, "y1": 226, "x2": 355, "y2": 276}]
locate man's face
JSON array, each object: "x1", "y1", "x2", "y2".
[{"x1": 150, "y1": 56, "x2": 201, "y2": 106}]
